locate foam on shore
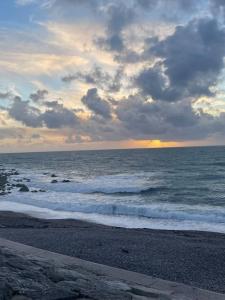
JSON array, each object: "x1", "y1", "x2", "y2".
[{"x1": 1, "y1": 200, "x2": 225, "y2": 233}]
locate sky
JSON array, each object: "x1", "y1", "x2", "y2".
[{"x1": 0, "y1": 0, "x2": 225, "y2": 152}]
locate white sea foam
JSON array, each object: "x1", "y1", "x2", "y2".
[
  {"x1": 0, "y1": 200, "x2": 225, "y2": 233},
  {"x1": 3, "y1": 191, "x2": 225, "y2": 231},
  {"x1": 9, "y1": 171, "x2": 160, "y2": 194}
]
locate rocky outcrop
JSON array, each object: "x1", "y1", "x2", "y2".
[
  {"x1": 0, "y1": 242, "x2": 223, "y2": 300},
  {"x1": 51, "y1": 174, "x2": 57, "y2": 178},
  {"x1": 0, "y1": 246, "x2": 165, "y2": 300},
  {"x1": 18, "y1": 184, "x2": 29, "y2": 192}
]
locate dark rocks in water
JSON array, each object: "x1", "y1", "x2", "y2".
[
  {"x1": 51, "y1": 180, "x2": 58, "y2": 184},
  {"x1": 15, "y1": 183, "x2": 25, "y2": 188},
  {"x1": 14, "y1": 179, "x2": 23, "y2": 182},
  {"x1": 51, "y1": 174, "x2": 57, "y2": 178},
  {"x1": 18, "y1": 185, "x2": 29, "y2": 192},
  {"x1": 62, "y1": 179, "x2": 71, "y2": 183},
  {"x1": 0, "y1": 175, "x2": 7, "y2": 185},
  {"x1": 23, "y1": 178, "x2": 31, "y2": 182},
  {"x1": 0, "y1": 170, "x2": 22, "y2": 196},
  {"x1": 8, "y1": 170, "x2": 19, "y2": 176},
  {"x1": 121, "y1": 248, "x2": 129, "y2": 254},
  {"x1": 0, "y1": 174, "x2": 8, "y2": 193},
  {"x1": 32, "y1": 189, "x2": 46, "y2": 193}
]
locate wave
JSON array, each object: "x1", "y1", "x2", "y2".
[
  {"x1": 10, "y1": 171, "x2": 163, "y2": 195},
  {"x1": 89, "y1": 186, "x2": 168, "y2": 195},
  {"x1": 4, "y1": 192, "x2": 225, "y2": 225}
]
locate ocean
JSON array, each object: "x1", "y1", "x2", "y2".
[{"x1": 0, "y1": 146, "x2": 225, "y2": 233}]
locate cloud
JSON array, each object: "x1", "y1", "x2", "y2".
[
  {"x1": 135, "y1": 18, "x2": 225, "y2": 102},
  {"x1": 96, "y1": 2, "x2": 135, "y2": 52},
  {"x1": 0, "y1": 127, "x2": 26, "y2": 140},
  {"x1": 41, "y1": 102, "x2": 78, "y2": 128},
  {"x1": 8, "y1": 96, "x2": 78, "y2": 129},
  {"x1": 136, "y1": 0, "x2": 198, "y2": 11},
  {"x1": 115, "y1": 94, "x2": 225, "y2": 141},
  {"x1": 8, "y1": 96, "x2": 42, "y2": 128},
  {"x1": 81, "y1": 88, "x2": 112, "y2": 119},
  {"x1": 62, "y1": 65, "x2": 123, "y2": 93},
  {"x1": 210, "y1": 0, "x2": 225, "y2": 19},
  {"x1": 31, "y1": 133, "x2": 41, "y2": 139},
  {"x1": 2, "y1": 0, "x2": 225, "y2": 148},
  {"x1": 30, "y1": 89, "x2": 48, "y2": 102},
  {"x1": 4, "y1": 89, "x2": 225, "y2": 144}
]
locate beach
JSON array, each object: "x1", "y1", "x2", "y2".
[{"x1": 0, "y1": 211, "x2": 224, "y2": 295}]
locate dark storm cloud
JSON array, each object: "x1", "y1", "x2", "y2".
[
  {"x1": 5, "y1": 90, "x2": 225, "y2": 143},
  {"x1": 81, "y1": 88, "x2": 112, "y2": 119},
  {"x1": 30, "y1": 89, "x2": 48, "y2": 102},
  {"x1": 8, "y1": 96, "x2": 42, "y2": 127},
  {"x1": 135, "y1": 18, "x2": 225, "y2": 102},
  {"x1": 115, "y1": 95, "x2": 225, "y2": 141},
  {"x1": 62, "y1": 66, "x2": 123, "y2": 93},
  {"x1": 96, "y1": 1, "x2": 135, "y2": 52},
  {"x1": 8, "y1": 97, "x2": 78, "y2": 129},
  {"x1": 44, "y1": 100, "x2": 60, "y2": 108},
  {"x1": 41, "y1": 102, "x2": 78, "y2": 128}
]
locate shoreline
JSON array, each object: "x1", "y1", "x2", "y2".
[{"x1": 0, "y1": 211, "x2": 224, "y2": 293}]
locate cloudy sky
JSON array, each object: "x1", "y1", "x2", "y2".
[{"x1": 0, "y1": 0, "x2": 225, "y2": 152}]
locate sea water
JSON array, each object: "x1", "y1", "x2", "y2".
[{"x1": 0, "y1": 146, "x2": 225, "y2": 233}]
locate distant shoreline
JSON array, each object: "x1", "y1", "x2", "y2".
[{"x1": 0, "y1": 210, "x2": 224, "y2": 294}]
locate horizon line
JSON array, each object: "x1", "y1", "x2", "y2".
[{"x1": 0, "y1": 144, "x2": 224, "y2": 155}]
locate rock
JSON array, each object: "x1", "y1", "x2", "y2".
[
  {"x1": 51, "y1": 180, "x2": 58, "y2": 184},
  {"x1": 15, "y1": 179, "x2": 23, "y2": 183},
  {"x1": 32, "y1": 189, "x2": 46, "y2": 193},
  {"x1": 51, "y1": 174, "x2": 57, "y2": 178},
  {"x1": 121, "y1": 248, "x2": 129, "y2": 254},
  {"x1": 51, "y1": 267, "x2": 85, "y2": 282},
  {"x1": 62, "y1": 180, "x2": 71, "y2": 183},
  {"x1": 19, "y1": 185, "x2": 29, "y2": 192},
  {"x1": 0, "y1": 246, "x2": 177, "y2": 300},
  {"x1": 23, "y1": 178, "x2": 31, "y2": 182},
  {"x1": 15, "y1": 183, "x2": 24, "y2": 188}
]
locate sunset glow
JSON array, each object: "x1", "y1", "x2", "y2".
[{"x1": 0, "y1": 1, "x2": 225, "y2": 152}]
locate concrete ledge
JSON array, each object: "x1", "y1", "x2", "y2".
[{"x1": 0, "y1": 237, "x2": 224, "y2": 300}]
